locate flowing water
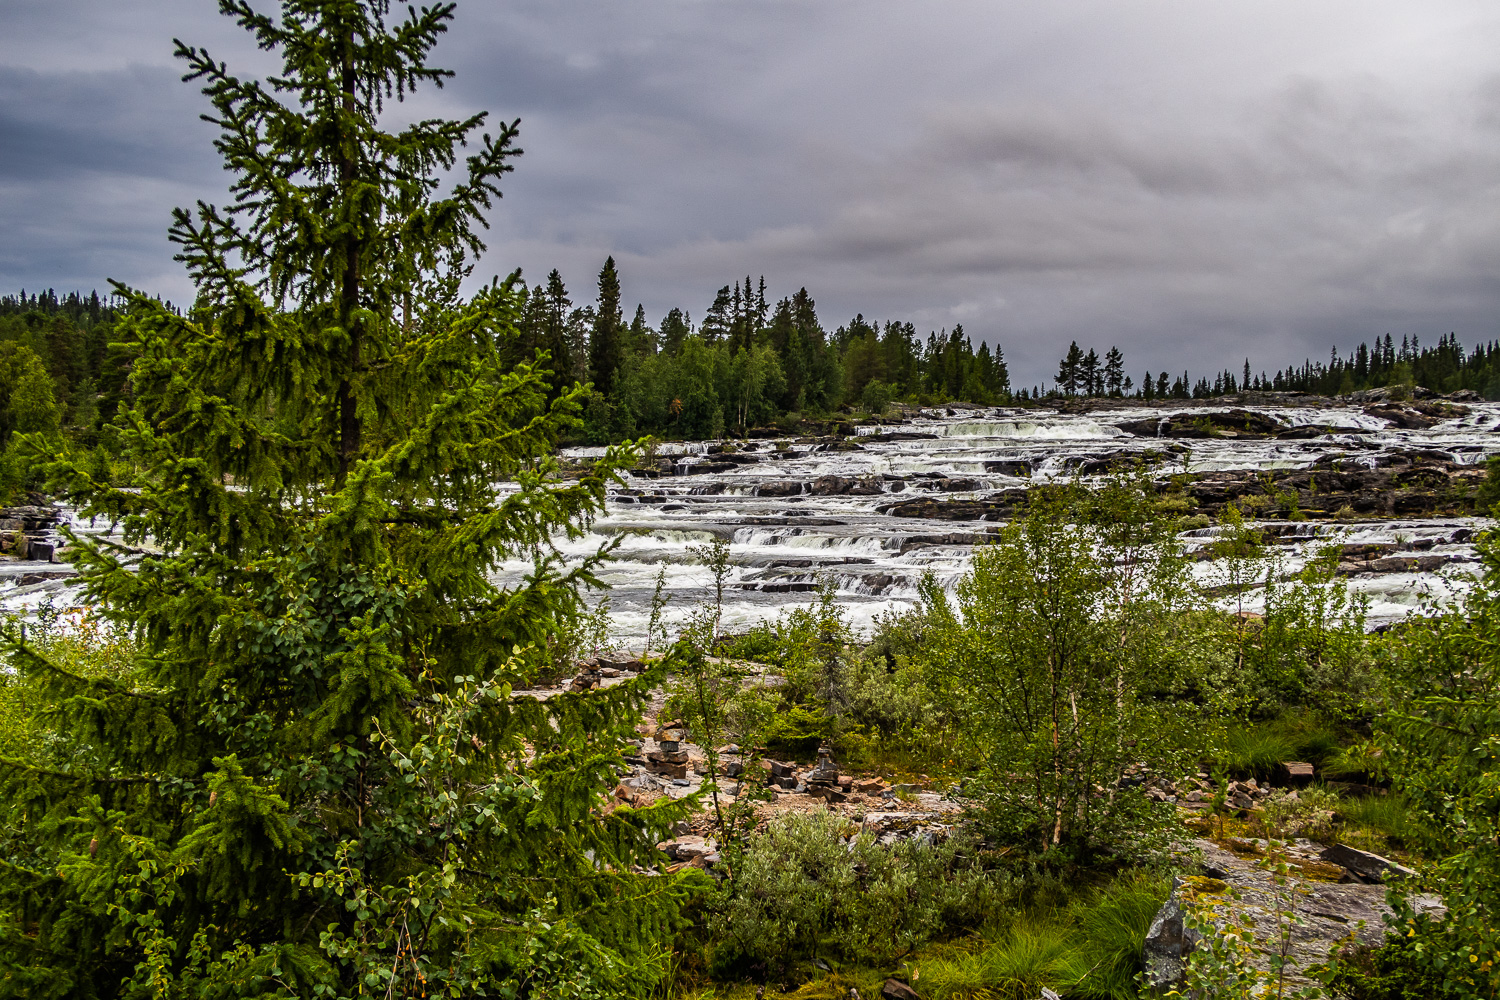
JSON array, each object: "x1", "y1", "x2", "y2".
[
  {"x1": 544, "y1": 403, "x2": 1500, "y2": 643},
  {"x1": 7, "y1": 403, "x2": 1499, "y2": 640}
]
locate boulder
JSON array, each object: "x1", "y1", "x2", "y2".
[
  {"x1": 1364, "y1": 405, "x2": 1441, "y2": 430},
  {"x1": 1281, "y1": 762, "x2": 1315, "y2": 784},
  {"x1": 1319, "y1": 844, "x2": 1419, "y2": 884},
  {"x1": 755, "y1": 481, "x2": 803, "y2": 497},
  {"x1": 679, "y1": 461, "x2": 737, "y2": 475},
  {"x1": 1141, "y1": 877, "x2": 1199, "y2": 993},
  {"x1": 27, "y1": 540, "x2": 55, "y2": 562},
  {"x1": 880, "y1": 979, "x2": 921, "y2": 1000},
  {"x1": 808, "y1": 475, "x2": 884, "y2": 496}
]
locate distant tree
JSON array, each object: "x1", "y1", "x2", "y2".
[
  {"x1": 1080, "y1": 348, "x2": 1102, "y2": 397},
  {"x1": 701, "y1": 285, "x2": 733, "y2": 345},
  {"x1": 589, "y1": 256, "x2": 625, "y2": 394},
  {"x1": 1104, "y1": 346, "x2": 1124, "y2": 396},
  {"x1": 1056, "y1": 341, "x2": 1084, "y2": 396},
  {"x1": 542, "y1": 268, "x2": 574, "y2": 388},
  {"x1": 628, "y1": 302, "x2": 655, "y2": 355},
  {"x1": 660, "y1": 306, "x2": 691, "y2": 355}
]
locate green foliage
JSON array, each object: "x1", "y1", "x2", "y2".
[
  {"x1": 1174, "y1": 854, "x2": 1331, "y2": 1000},
  {"x1": 0, "y1": 3, "x2": 699, "y2": 996},
  {"x1": 1317, "y1": 924, "x2": 1475, "y2": 1000},
  {"x1": 860, "y1": 378, "x2": 895, "y2": 416},
  {"x1": 0, "y1": 341, "x2": 62, "y2": 500},
  {"x1": 1474, "y1": 455, "x2": 1500, "y2": 515},
  {"x1": 1335, "y1": 794, "x2": 1421, "y2": 849},
  {"x1": 904, "y1": 873, "x2": 1169, "y2": 1000},
  {"x1": 705, "y1": 810, "x2": 1003, "y2": 974},
  {"x1": 1213, "y1": 711, "x2": 1346, "y2": 777},
  {"x1": 914, "y1": 475, "x2": 1210, "y2": 858},
  {"x1": 1338, "y1": 535, "x2": 1500, "y2": 998}
]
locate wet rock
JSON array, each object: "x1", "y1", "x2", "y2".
[
  {"x1": 755, "y1": 481, "x2": 803, "y2": 497},
  {"x1": 983, "y1": 459, "x2": 1032, "y2": 476},
  {"x1": 897, "y1": 530, "x2": 998, "y2": 554},
  {"x1": 1118, "y1": 409, "x2": 1288, "y2": 439},
  {"x1": 26, "y1": 540, "x2": 55, "y2": 562},
  {"x1": 808, "y1": 475, "x2": 884, "y2": 496},
  {"x1": 1364, "y1": 404, "x2": 1441, "y2": 429},
  {"x1": 680, "y1": 461, "x2": 737, "y2": 475}
]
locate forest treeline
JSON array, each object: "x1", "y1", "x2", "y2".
[{"x1": 5, "y1": 269, "x2": 1500, "y2": 475}]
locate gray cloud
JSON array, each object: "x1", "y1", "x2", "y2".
[{"x1": 2, "y1": 0, "x2": 1498, "y2": 384}]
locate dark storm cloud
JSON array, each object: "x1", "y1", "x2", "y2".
[{"x1": 2, "y1": 1, "x2": 1498, "y2": 383}]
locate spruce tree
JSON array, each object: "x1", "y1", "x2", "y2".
[
  {"x1": 1056, "y1": 341, "x2": 1083, "y2": 396},
  {"x1": 1103, "y1": 346, "x2": 1124, "y2": 397},
  {"x1": 542, "y1": 267, "x2": 574, "y2": 390},
  {"x1": 0, "y1": 3, "x2": 696, "y2": 997},
  {"x1": 588, "y1": 255, "x2": 624, "y2": 395}
]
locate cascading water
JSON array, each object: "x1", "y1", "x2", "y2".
[{"x1": 6, "y1": 402, "x2": 1498, "y2": 640}]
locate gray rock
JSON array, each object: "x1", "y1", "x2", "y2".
[
  {"x1": 1141, "y1": 878, "x2": 1199, "y2": 993},
  {"x1": 1320, "y1": 843, "x2": 1419, "y2": 884},
  {"x1": 1142, "y1": 839, "x2": 1441, "y2": 995},
  {"x1": 880, "y1": 980, "x2": 921, "y2": 1000}
]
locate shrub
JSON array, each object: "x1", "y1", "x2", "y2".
[
  {"x1": 916, "y1": 476, "x2": 1209, "y2": 859},
  {"x1": 707, "y1": 810, "x2": 1003, "y2": 973}
]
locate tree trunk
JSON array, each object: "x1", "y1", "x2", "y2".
[{"x1": 337, "y1": 30, "x2": 361, "y2": 488}]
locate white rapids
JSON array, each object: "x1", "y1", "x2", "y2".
[{"x1": 5, "y1": 402, "x2": 1499, "y2": 642}]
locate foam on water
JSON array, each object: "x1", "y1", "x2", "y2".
[{"x1": 9, "y1": 402, "x2": 1500, "y2": 644}]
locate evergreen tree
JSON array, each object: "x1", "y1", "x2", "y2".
[
  {"x1": 1056, "y1": 341, "x2": 1083, "y2": 396},
  {"x1": 701, "y1": 285, "x2": 732, "y2": 345},
  {"x1": 1079, "y1": 348, "x2": 1101, "y2": 397},
  {"x1": 541, "y1": 267, "x2": 574, "y2": 389},
  {"x1": 659, "y1": 306, "x2": 691, "y2": 356},
  {"x1": 589, "y1": 255, "x2": 625, "y2": 395},
  {"x1": 1103, "y1": 346, "x2": 1124, "y2": 397},
  {"x1": 0, "y1": 3, "x2": 695, "y2": 997},
  {"x1": 628, "y1": 302, "x2": 655, "y2": 356}
]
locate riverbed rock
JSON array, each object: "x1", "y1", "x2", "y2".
[
  {"x1": 1117, "y1": 409, "x2": 1288, "y2": 439},
  {"x1": 808, "y1": 475, "x2": 884, "y2": 496},
  {"x1": 755, "y1": 481, "x2": 803, "y2": 497},
  {"x1": 1141, "y1": 878, "x2": 1199, "y2": 993}
]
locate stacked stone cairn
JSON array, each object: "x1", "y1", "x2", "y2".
[
  {"x1": 804, "y1": 745, "x2": 850, "y2": 802},
  {"x1": 646, "y1": 727, "x2": 690, "y2": 779}
]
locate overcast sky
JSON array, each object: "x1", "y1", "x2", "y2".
[{"x1": 3, "y1": 1, "x2": 1498, "y2": 385}]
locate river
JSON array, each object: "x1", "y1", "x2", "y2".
[{"x1": 6, "y1": 401, "x2": 1498, "y2": 641}]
